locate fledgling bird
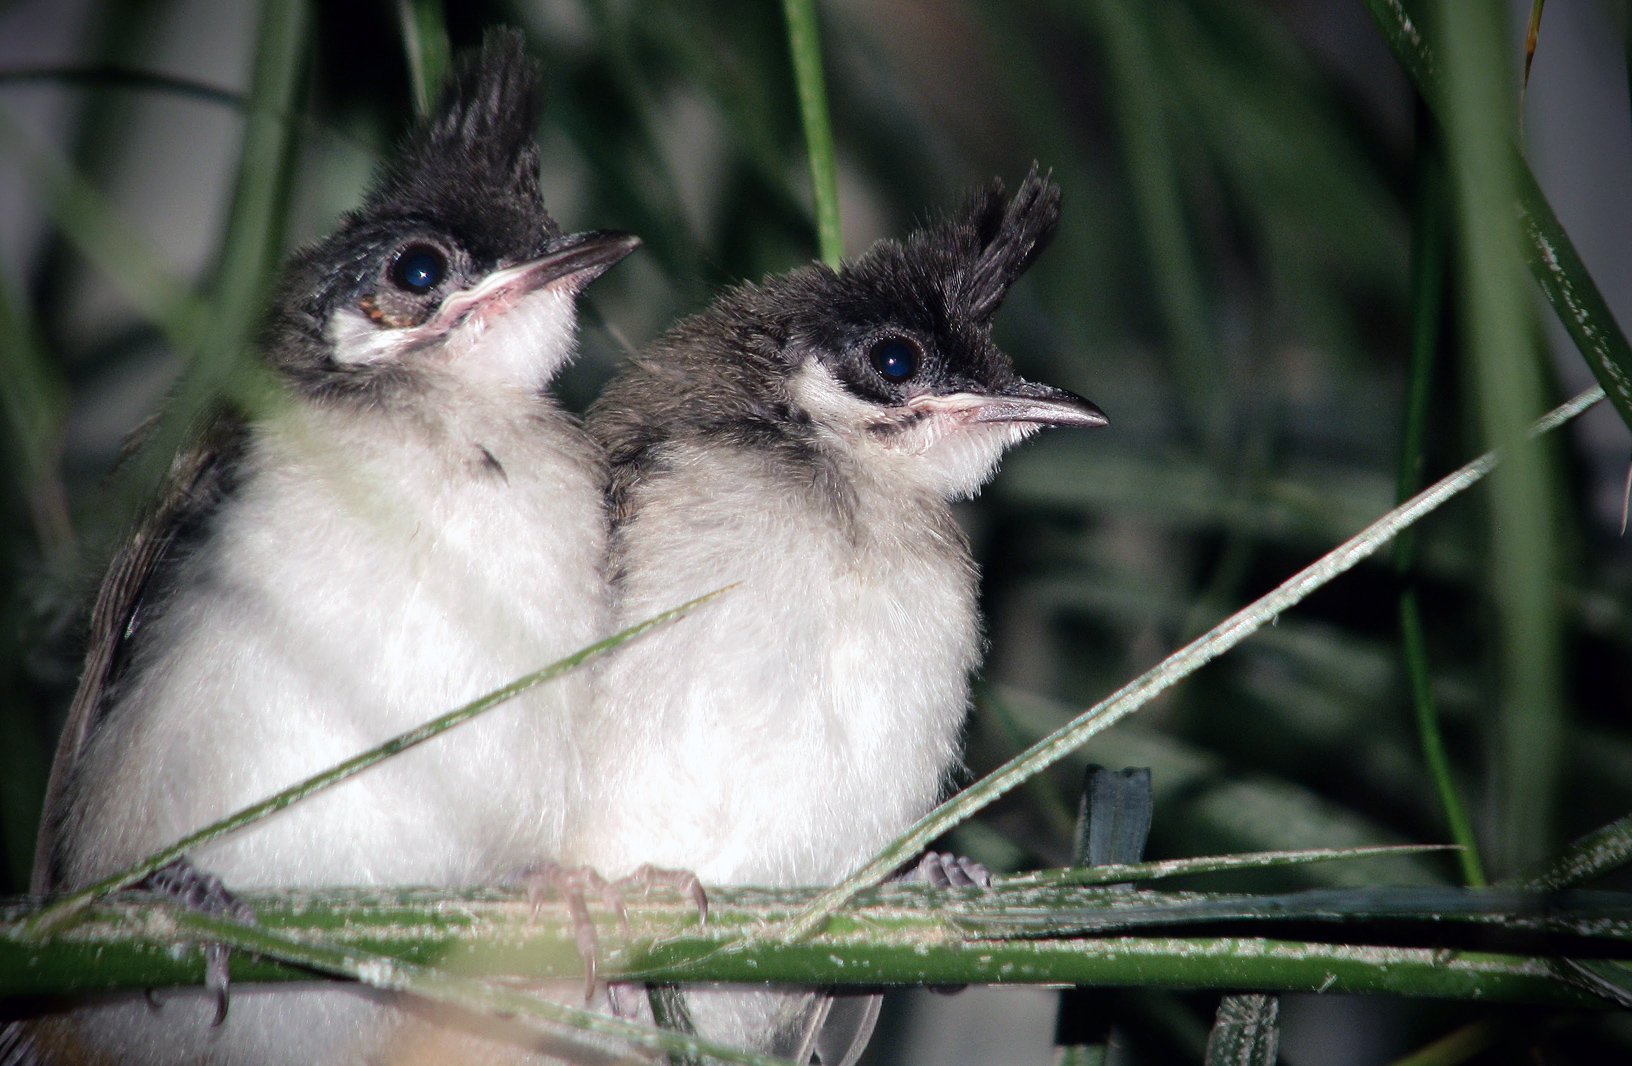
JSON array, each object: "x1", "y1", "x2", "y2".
[
  {"x1": 575, "y1": 168, "x2": 1105, "y2": 1063},
  {"x1": 23, "y1": 31, "x2": 633, "y2": 1066}
]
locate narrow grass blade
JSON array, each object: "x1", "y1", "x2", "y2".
[
  {"x1": 1509, "y1": 810, "x2": 1632, "y2": 891},
  {"x1": 26, "y1": 588, "x2": 733, "y2": 934},
  {"x1": 783, "y1": 387, "x2": 1602, "y2": 941},
  {"x1": 1362, "y1": 0, "x2": 1632, "y2": 435},
  {"x1": 190, "y1": 0, "x2": 307, "y2": 390},
  {"x1": 966, "y1": 886, "x2": 1632, "y2": 942},
  {"x1": 1001, "y1": 845, "x2": 1459, "y2": 888},
  {"x1": 1400, "y1": 596, "x2": 1485, "y2": 884},
  {"x1": 780, "y1": 0, "x2": 842, "y2": 266},
  {"x1": 0, "y1": 102, "x2": 207, "y2": 350},
  {"x1": 168, "y1": 908, "x2": 794, "y2": 1066},
  {"x1": 1382, "y1": 1020, "x2": 1497, "y2": 1066},
  {"x1": 0, "y1": 885, "x2": 1604, "y2": 1006},
  {"x1": 1438, "y1": 0, "x2": 1562, "y2": 874},
  {"x1": 0, "y1": 275, "x2": 73, "y2": 565},
  {"x1": 396, "y1": 0, "x2": 450, "y2": 118},
  {"x1": 0, "y1": 65, "x2": 246, "y2": 108},
  {"x1": 1393, "y1": 122, "x2": 1487, "y2": 885},
  {"x1": 1204, "y1": 994, "x2": 1278, "y2": 1066},
  {"x1": 1087, "y1": 0, "x2": 1223, "y2": 448}
]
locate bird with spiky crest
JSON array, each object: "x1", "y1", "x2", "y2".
[
  {"x1": 21, "y1": 29, "x2": 634, "y2": 1066},
  {"x1": 576, "y1": 168, "x2": 1105, "y2": 1064}
]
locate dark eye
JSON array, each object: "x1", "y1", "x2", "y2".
[
  {"x1": 390, "y1": 244, "x2": 446, "y2": 293},
  {"x1": 869, "y1": 337, "x2": 920, "y2": 383}
]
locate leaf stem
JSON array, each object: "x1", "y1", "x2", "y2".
[{"x1": 781, "y1": 0, "x2": 843, "y2": 266}]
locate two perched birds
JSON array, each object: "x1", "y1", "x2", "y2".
[{"x1": 21, "y1": 30, "x2": 1104, "y2": 1066}]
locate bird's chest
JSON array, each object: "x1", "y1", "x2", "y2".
[
  {"x1": 614, "y1": 463, "x2": 979, "y2": 883},
  {"x1": 234, "y1": 422, "x2": 602, "y2": 690}
]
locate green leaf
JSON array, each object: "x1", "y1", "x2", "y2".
[
  {"x1": 781, "y1": 0, "x2": 843, "y2": 265},
  {"x1": 1361, "y1": 0, "x2": 1632, "y2": 435},
  {"x1": 396, "y1": 0, "x2": 451, "y2": 118},
  {"x1": 1003, "y1": 844, "x2": 1459, "y2": 888},
  {"x1": 1204, "y1": 994, "x2": 1279, "y2": 1066},
  {"x1": 1509, "y1": 810, "x2": 1632, "y2": 891}
]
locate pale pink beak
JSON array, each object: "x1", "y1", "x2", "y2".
[
  {"x1": 424, "y1": 230, "x2": 640, "y2": 335},
  {"x1": 907, "y1": 380, "x2": 1108, "y2": 428}
]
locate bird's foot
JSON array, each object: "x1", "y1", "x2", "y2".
[
  {"x1": 142, "y1": 857, "x2": 255, "y2": 1025},
  {"x1": 901, "y1": 852, "x2": 988, "y2": 995},
  {"x1": 905, "y1": 850, "x2": 991, "y2": 890},
  {"x1": 521, "y1": 862, "x2": 707, "y2": 1003},
  {"x1": 613, "y1": 863, "x2": 709, "y2": 923}
]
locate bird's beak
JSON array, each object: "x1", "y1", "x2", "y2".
[
  {"x1": 426, "y1": 230, "x2": 640, "y2": 333},
  {"x1": 907, "y1": 380, "x2": 1108, "y2": 428}
]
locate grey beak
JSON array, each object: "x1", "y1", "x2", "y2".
[
  {"x1": 966, "y1": 379, "x2": 1109, "y2": 428},
  {"x1": 529, "y1": 230, "x2": 642, "y2": 292}
]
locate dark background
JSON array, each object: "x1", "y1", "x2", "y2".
[{"x1": 3, "y1": 0, "x2": 1632, "y2": 1062}]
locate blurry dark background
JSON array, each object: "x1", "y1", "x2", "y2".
[{"x1": 3, "y1": 0, "x2": 1632, "y2": 1062}]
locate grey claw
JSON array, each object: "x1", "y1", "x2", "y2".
[
  {"x1": 911, "y1": 851, "x2": 991, "y2": 890},
  {"x1": 142, "y1": 857, "x2": 254, "y2": 1027},
  {"x1": 520, "y1": 861, "x2": 709, "y2": 1003},
  {"x1": 617, "y1": 863, "x2": 708, "y2": 925},
  {"x1": 205, "y1": 944, "x2": 231, "y2": 1026}
]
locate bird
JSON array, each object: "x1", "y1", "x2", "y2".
[
  {"x1": 20, "y1": 30, "x2": 634, "y2": 1066},
  {"x1": 572, "y1": 167, "x2": 1105, "y2": 1064}
]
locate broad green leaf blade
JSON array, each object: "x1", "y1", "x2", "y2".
[
  {"x1": 1085, "y1": 0, "x2": 1223, "y2": 446},
  {"x1": 1437, "y1": 0, "x2": 1563, "y2": 874}
]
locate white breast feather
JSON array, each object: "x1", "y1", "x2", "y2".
[{"x1": 62, "y1": 392, "x2": 605, "y2": 891}]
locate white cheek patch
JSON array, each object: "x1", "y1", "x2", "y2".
[
  {"x1": 326, "y1": 307, "x2": 413, "y2": 366},
  {"x1": 788, "y1": 360, "x2": 885, "y2": 435},
  {"x1": 325, "y1": 286, "x2": 580, "y2": 393}
]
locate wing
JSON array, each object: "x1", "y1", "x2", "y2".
[
  {"x1": 30, "y1": 407, "x2": 248, "y2": 894},
  {"x1": 803, "y1": 992, "x2": 883, "y2": 1066}
]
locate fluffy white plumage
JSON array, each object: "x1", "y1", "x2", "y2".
[{"x1": 49, "y1": 287, "x2": 607, "y2": 1066}]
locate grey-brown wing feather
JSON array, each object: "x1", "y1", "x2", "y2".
[
  {"x1": 30, "y1": 409, "x2": 248, "y2": 895},
  {"x1": 794, "y1": 992, "x2": 882, "y2": 1066}
]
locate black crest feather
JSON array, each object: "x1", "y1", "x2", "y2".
[
  {"x1": 954, "y1": 165, "x2": 1060, "y2": 324},
  {"x1": 365, "y1": 28, "x2": 559, "y2": 253}
]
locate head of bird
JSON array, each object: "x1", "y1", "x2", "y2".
[
  {"x1": 603, "y1": 166, "x2": 1103, "y2": 501},
  {"x1": 263, "y1": 29, "x2": 636, "y2": 407}
]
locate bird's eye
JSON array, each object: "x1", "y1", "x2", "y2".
[
  {"x1": 390, "y1": 244, "x2": 447, "y2": 293},
  {"x1": 869, "y1": 337, "x2": 920, "y2": 383}
]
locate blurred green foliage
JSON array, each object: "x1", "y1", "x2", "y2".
[{"x1": 2, "y1": 0, "x2": 1631, "y2": 1060}]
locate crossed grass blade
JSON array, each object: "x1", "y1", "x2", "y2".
[{"x1": 26, "y1": 587, "x2": 733, "y2": 934}]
